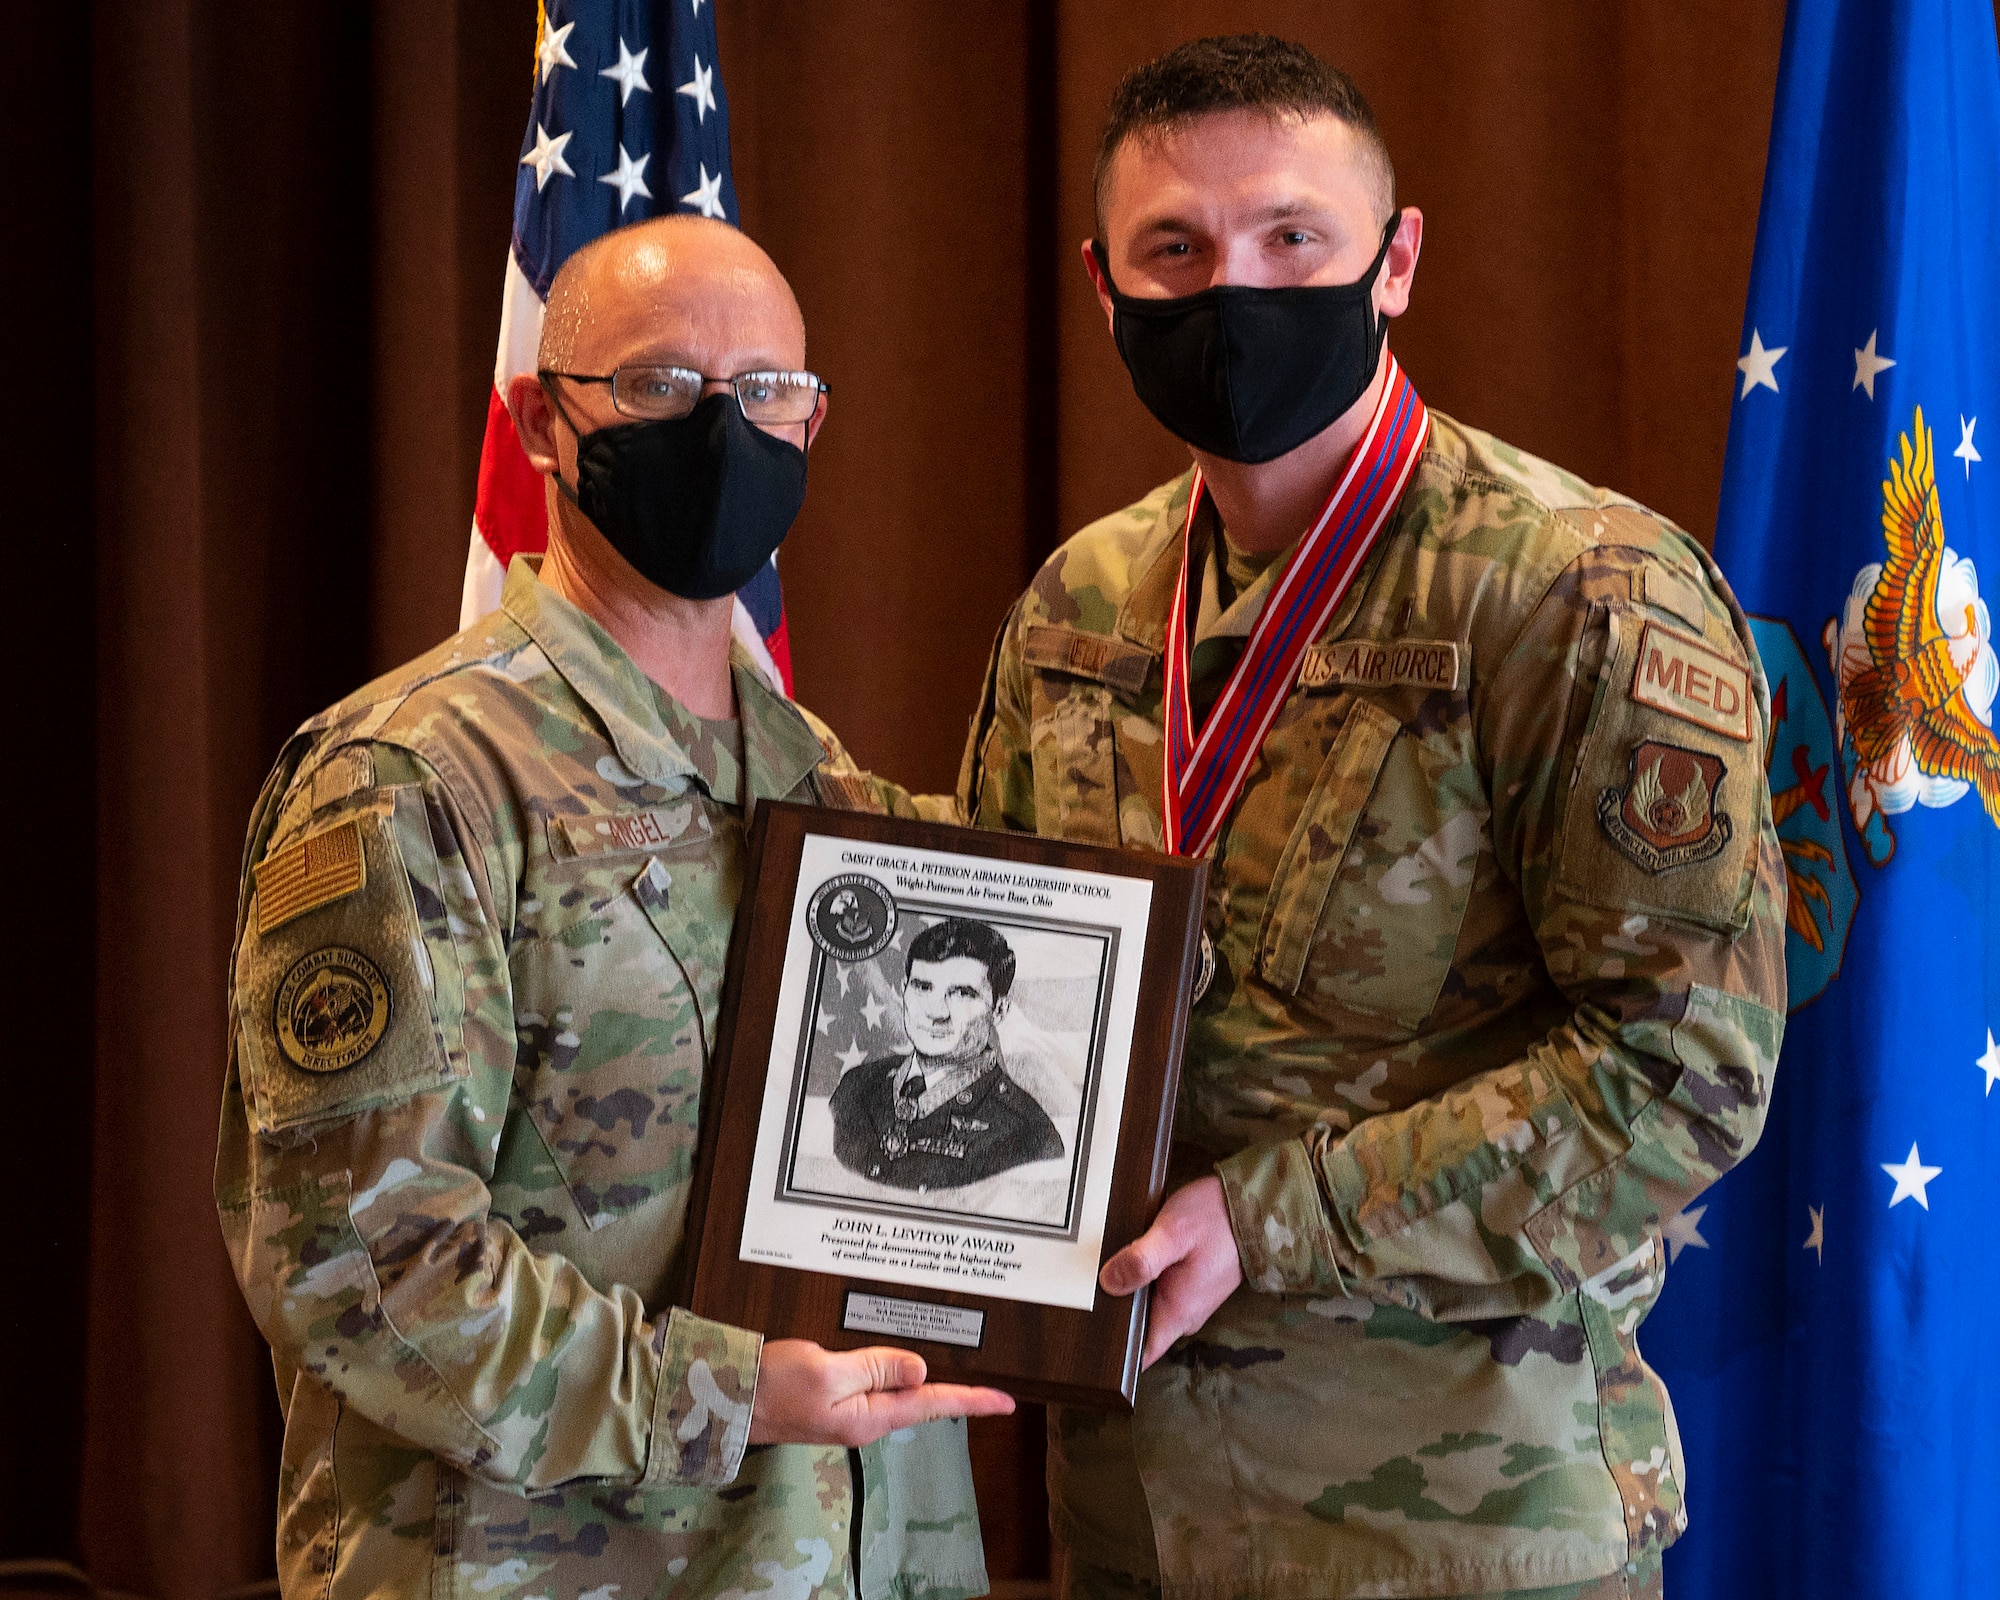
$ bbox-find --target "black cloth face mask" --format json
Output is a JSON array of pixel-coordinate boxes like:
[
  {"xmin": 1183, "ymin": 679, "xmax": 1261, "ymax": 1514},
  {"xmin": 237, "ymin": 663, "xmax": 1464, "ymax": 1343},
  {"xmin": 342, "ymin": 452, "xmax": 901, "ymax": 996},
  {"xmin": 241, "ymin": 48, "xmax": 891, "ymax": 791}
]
[
  {"xmin": 545, "ymin": 385, "xmax": 808, "ymax": 601},
  {"xmin": 1093, "ymin": 218, "xmax": 1399, "ymax": 465}
]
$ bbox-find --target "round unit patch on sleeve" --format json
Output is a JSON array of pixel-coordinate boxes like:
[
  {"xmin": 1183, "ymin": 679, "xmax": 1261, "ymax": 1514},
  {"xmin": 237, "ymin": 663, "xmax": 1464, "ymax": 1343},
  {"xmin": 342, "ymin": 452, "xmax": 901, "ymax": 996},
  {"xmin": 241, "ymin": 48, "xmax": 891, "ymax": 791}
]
[{"xmin": 274, "ymin": 946, "xmax": 393, "ymax": 1073}]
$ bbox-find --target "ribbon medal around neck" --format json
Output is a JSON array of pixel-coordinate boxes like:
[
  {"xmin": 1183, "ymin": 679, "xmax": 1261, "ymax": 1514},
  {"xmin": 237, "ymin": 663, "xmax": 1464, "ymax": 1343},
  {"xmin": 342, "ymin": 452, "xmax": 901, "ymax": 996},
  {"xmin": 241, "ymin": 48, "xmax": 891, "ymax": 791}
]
[{"xmin": 1160, "ymin": 355, "xmax": 1430, "ymax": 861}]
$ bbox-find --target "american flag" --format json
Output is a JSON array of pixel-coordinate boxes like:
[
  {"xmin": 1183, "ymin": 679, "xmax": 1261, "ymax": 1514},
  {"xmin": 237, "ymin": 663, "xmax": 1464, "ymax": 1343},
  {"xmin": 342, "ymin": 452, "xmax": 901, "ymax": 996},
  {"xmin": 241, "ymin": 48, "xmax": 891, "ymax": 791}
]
[{"xmin": 460, "ymin": 0, "xmax": 793, "ymax": 694}]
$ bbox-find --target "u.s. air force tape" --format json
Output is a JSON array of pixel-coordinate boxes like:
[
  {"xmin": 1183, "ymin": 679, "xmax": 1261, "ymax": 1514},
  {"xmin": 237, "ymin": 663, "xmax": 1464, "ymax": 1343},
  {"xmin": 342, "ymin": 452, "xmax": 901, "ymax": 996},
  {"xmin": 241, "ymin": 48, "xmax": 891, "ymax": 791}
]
[{"xmin": 1298, "ymin": 637, "xmax": 1461, "ymax": 693}]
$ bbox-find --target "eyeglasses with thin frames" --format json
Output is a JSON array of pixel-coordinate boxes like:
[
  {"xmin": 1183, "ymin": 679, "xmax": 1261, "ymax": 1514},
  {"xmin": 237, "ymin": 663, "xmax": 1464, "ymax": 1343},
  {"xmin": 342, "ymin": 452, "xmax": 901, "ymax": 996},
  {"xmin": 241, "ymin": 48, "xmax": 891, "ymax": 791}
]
[{"xmin": 541, "ymin": 364, "xmax": 828, "ymax": 426}]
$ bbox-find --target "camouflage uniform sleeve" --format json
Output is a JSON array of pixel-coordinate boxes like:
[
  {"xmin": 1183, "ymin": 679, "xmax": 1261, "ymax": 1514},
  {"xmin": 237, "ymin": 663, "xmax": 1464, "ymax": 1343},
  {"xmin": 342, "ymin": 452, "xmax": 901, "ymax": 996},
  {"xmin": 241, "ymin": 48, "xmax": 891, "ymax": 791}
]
[
  {"xmin": 796, "ymin": 702, "xmax": 962, "ymax": 823},
  {"xmin": 958, "ymin": 598, "xmax": 1037, "ymax": 831},
  {"xmin": 214, "ymin": 741, "xmax": 760, "ymax": 1491},
  {"xmin": 1218, "ymin": 540, "xmax": 1788, "ymax": 1316}
]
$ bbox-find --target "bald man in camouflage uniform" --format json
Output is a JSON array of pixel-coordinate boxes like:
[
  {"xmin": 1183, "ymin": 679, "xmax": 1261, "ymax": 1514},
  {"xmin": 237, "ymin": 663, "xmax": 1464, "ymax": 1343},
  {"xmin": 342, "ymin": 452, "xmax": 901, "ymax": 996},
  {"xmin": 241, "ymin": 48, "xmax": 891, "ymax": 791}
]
[
  {"xmin": 217, "ymin": 217, "xmax": 1008, "ymax": 1598},
  {"xmin": 958, "ymin": 37, "xmax": 1785, "ymax": 1600}
]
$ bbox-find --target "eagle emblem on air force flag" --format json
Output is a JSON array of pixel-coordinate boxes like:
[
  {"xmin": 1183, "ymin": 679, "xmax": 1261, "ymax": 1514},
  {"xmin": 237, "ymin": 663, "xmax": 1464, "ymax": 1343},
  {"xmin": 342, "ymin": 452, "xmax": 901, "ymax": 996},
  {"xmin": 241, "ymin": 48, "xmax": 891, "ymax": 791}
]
[{"xmin": 1826, "ymin": 407, "xmax": 2000, "ymax": 866}]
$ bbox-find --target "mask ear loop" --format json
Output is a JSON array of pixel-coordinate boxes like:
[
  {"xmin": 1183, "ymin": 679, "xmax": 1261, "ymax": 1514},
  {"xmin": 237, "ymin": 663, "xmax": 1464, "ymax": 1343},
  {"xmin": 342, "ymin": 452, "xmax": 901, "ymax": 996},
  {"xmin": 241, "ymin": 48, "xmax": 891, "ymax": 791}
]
[
  {"xmin": 1364, "ymin": 215, "xmax": 1400, "ymax": 358},
  {"xmin": 536, "ymin": 372, "xmax": 590, "ymax": 509},
  {"xmin": 1090, "ymin": 238, "xmax": 1120, "ymax": 297}
]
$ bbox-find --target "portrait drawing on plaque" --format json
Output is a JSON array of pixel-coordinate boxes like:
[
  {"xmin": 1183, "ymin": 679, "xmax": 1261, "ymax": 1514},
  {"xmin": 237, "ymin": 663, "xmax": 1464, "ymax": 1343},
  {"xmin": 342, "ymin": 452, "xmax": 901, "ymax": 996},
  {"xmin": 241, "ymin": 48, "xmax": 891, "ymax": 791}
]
[{"xmin": 737, "ymin": 831, "xmax": 1153, "ymax": 1312}]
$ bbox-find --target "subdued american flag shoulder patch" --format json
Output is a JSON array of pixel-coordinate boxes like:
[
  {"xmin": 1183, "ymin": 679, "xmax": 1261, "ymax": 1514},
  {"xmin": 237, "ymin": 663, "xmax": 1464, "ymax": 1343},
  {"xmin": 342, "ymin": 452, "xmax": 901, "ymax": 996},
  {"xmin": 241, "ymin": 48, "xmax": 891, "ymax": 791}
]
[{"xmin": 255, "ymin": 819, "xmax": 368, "ymax": 935}]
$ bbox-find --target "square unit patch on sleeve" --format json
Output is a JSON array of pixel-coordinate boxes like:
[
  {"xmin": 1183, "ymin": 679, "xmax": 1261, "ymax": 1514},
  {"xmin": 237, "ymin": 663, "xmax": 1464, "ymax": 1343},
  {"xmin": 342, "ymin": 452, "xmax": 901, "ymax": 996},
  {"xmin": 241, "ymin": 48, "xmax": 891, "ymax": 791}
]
[{"xmin": 1629, "ymin": 623, "xmax": 1753, "ymax": 743}]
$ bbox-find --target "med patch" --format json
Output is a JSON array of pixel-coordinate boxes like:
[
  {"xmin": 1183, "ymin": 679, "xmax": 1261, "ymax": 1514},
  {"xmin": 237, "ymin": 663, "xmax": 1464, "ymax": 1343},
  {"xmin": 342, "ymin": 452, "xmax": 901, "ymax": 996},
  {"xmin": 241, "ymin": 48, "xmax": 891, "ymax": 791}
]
[
  {"xmin": 1628, "ymin": 622, "xmax": 1753, "ymax": 743},
  {"xmin": 1555, "ymin": 608, "xmax": 1762, "ymax": 933}
]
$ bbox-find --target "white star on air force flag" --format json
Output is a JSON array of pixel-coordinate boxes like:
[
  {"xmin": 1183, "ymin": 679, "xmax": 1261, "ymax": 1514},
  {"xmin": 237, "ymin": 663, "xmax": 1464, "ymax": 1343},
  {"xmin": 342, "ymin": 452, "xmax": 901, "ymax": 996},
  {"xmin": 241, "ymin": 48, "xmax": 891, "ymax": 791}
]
[
  {"xmin": 1663, "ymin": 1204, "xmax": 1710, "ymax": 1263},
  {"xmin": 1881, "ymin": 1143, "xmax": 1942, "ymax": 1210},
  {"xmin": 1852, "ymin": 329, "xmax": 1896, "ymax": 398},
  {"xmin": 1978, "ymin": 1028, "xmax": 2000, "ymax": 1095},
  {"xmin": 1957, "ymin": 415, "xmax": 1982, "ymax": 478},
  {"xmin": 1736, "ymin": 329, "xmax": 1788, "ymax": 398}
]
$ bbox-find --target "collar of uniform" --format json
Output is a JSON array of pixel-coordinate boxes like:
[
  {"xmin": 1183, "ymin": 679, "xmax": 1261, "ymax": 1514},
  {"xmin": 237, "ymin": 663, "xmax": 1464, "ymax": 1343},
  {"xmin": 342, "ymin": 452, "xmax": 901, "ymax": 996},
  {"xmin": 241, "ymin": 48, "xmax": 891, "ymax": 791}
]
[
  {"xmin": 894, "ymin": 1044, "xmax": 1002, "ymax": 1122},
  {"xmin": 1115, "ymin": 469, "xmax": 1196, "ymax": 654},
  {"xmin": 1192, "ymin": 497, "xmax": 1300, "ymax": 648},
  {"xmin": 733, "ymin": 643, "xmax": 828, "ymax": 806},
  {"xmin": 500, "ymin": 556, "xmax": 707, "ymax": 793},
  {"xmin": 1122, "ymin": 422, "xmax": 1453, "ymax": 661}
]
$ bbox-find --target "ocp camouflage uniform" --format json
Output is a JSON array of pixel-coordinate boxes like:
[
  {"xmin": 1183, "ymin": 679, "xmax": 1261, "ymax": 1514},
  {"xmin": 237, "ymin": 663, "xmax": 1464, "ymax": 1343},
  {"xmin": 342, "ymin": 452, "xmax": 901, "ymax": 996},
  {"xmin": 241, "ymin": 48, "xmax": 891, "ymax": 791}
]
[
  {"xmin": 960, "ymin": 411, "xmax": 1786, "ymax": 1599},
  {"xmin": 216, "ymin": 558, "xmax": 988, "ymax": 1600}
]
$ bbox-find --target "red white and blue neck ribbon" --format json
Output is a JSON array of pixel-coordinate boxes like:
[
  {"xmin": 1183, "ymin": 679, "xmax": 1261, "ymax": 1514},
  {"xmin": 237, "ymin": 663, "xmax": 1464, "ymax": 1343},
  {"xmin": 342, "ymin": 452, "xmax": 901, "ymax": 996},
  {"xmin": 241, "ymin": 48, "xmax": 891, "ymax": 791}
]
[{"xmin": 1161, "ymin": 355, "xmax": 1429, "ymax": 857}]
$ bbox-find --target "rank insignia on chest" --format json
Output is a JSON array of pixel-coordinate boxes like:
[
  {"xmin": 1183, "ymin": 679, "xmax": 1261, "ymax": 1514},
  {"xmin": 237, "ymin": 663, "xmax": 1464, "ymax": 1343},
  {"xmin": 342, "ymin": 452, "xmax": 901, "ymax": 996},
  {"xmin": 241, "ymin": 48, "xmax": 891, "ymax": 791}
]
[{"xmin": 1598, "ymin": 740, "xmax": 1733, "ymax": 873}]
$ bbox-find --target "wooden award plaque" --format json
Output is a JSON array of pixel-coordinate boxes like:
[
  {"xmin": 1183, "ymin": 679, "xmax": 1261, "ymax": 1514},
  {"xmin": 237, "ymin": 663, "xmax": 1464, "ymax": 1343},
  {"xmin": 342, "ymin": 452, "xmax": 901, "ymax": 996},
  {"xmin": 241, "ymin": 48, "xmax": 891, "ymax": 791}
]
[{"xmin": 686, "ymin": 801, "xmax": 1207, "ymax": 1409}]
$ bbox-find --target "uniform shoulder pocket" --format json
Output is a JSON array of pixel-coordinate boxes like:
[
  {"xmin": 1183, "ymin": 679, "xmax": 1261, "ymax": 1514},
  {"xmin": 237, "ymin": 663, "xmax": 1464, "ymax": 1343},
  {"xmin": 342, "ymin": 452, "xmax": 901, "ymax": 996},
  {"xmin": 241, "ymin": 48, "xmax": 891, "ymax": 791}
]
[
  {"xmin": 1030, "ymin": 681, "xmax": 1121, "ymax": 846},
  {"xmin": 234, "ymin": 791, "xmax": 463, "ymax": 1133},
  {"xmin": 1021, "ymin": 626, "xmax": 1159, "ymax": 848},
  {"xmin": 1554, "ymin": 610, "xmax": 1761, "ymax": 933}
]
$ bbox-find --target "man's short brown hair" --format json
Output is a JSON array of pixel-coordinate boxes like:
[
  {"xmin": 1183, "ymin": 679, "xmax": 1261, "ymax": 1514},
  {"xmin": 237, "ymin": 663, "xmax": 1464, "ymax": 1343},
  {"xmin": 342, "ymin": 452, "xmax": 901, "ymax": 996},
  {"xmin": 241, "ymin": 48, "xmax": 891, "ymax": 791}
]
[{"xmin": 1093, "ymin": 34, "xmax": 1395, "ymax": 235}]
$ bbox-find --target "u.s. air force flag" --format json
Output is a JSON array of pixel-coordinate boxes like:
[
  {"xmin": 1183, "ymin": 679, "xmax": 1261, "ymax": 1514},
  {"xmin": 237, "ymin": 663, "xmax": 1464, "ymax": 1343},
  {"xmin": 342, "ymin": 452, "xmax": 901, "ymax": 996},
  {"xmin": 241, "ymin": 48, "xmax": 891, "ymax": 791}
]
[{"xmin": 1644, "ymin": 1, "xmax": 2000, "ymax": 1595}]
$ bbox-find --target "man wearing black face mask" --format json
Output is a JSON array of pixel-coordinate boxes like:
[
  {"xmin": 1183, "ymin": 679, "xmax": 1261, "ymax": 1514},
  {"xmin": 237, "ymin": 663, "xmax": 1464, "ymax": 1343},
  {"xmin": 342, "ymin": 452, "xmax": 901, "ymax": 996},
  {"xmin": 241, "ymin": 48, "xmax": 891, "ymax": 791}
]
[
  {"xmin": 217, "ymin": 214, "xmax": 1010, "ymax": 1597},
  {"xmin": 961, "ymin": 34, "xmax": 1785, "ymax": 1600}
]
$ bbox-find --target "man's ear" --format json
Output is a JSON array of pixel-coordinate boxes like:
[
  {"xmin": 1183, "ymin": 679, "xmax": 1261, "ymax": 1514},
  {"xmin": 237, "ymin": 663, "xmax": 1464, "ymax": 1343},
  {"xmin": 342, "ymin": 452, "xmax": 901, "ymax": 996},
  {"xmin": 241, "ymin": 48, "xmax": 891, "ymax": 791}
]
[
  {"xmin": 1376, "ymin": 206, "xmax": 1424, "ymax": 321},
  {"xmin": 1082, "ymin": 238, "xmax": 1116, "ymax": 333},
  {"xmin": 992, "ymin": 995, "xmax": 1011, "ymax": 1022},
  {"xmin": 508, "ymin": 372, "xmax": 563, "ymax": 475},
  {"xmin": 805, "ymin": 385, "xmax": 829, "ymax": 449}
]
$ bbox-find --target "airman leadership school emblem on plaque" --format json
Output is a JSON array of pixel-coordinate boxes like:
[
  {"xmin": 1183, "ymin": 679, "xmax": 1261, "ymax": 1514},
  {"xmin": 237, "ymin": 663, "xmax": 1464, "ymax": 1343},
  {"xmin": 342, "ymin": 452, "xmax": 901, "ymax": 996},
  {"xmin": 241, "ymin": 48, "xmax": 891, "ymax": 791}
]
[
  {"xmin": 275, "ymin": 946, "xmax": 392, "ymax": 1073},
  {"xmin": 807, "ymin": 873, "xmax": 899, "ymax": 962},
  {"xmin": 1598, "ymin": 739, "xmax": 1732, "ymax": 873}
]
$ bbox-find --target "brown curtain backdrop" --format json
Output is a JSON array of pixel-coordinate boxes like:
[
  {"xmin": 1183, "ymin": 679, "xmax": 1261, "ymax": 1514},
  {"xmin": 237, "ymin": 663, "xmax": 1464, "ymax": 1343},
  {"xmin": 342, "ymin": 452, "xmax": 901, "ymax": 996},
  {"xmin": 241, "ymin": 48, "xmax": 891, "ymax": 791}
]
[{"xmin": 18, "ymin": 2, "xmax": 1787, "ymax": 1594}]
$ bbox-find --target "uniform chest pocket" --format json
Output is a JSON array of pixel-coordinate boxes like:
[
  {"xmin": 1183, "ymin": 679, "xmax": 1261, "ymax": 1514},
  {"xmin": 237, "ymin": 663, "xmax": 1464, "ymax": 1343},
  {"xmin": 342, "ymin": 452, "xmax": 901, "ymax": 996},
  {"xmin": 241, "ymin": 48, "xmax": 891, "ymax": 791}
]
[
  {"xmin": 1031, "ymin": 680, "xmax": 1121, "ymax": 846},
  {"xmin": 1259, "ymin": 701, "xmax": 1489, "ymax": 1034},
  {"xmin": 507, "ymin": 855, "xmax": 715, "ymax": 1231}
]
